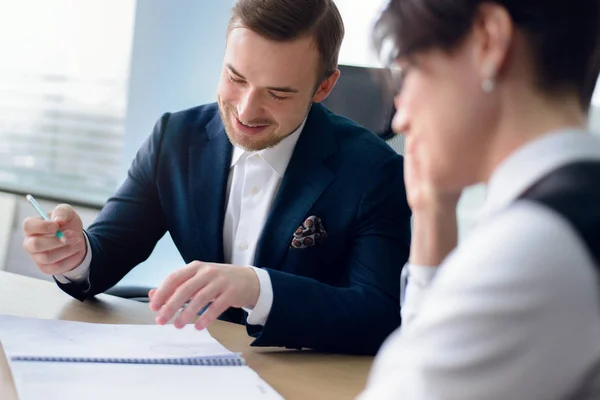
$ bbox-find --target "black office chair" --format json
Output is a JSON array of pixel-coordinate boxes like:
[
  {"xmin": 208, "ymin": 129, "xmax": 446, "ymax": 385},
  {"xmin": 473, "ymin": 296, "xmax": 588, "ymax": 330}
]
[
  {"xmin": 322, "ymin": 64, "xmax": 396, "ymax": 140},
  {"xmin": 105, "ymin": 286, "xmax": 153, "ymax": 303},
  {"xmin": 321, "ymin": 64, "xmax": 404, "ymax": 154}
]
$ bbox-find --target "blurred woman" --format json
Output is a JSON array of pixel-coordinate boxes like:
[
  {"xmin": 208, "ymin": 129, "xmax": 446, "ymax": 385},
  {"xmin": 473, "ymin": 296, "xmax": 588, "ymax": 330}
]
[{"xmin": 358, "ymin": 1, "xmax": 600, "ymax": 399}]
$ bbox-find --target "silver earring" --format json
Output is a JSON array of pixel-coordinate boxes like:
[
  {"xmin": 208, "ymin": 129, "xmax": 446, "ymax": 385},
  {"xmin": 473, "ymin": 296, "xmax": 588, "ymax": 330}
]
[
  {"xmin": 481, "ymin": 61, "xmax": 497, "ymax": 93},
  {"xmin": 482, "ymin": 77, "xmax": 496, "ymax": 93}
]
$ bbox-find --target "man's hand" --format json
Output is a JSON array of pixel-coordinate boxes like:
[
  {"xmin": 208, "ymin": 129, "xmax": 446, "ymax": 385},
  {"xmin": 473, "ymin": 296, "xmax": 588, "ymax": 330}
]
[
  {"xmin": 22, "ymin": 204, "xmax": 86, "ymax": 276},
  {"xmin": 148, "ymin": 262, "xmax": 260, "ymax": 330}
]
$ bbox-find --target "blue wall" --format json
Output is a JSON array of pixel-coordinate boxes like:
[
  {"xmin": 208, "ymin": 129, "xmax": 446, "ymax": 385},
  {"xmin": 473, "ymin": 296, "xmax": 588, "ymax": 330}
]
[{"xmin": 119, "ymin": 1, "xmax": 233, "ymax": 287}]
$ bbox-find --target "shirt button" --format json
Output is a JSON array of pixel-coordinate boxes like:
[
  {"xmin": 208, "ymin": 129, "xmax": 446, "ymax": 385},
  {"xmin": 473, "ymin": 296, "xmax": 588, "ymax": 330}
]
[
  {"xmin": 250, "ymin": 187, "xmax": 259, "ymax": 195},
  {"xmin": 239, "ymin": 241, "xmax": 249, "ymax": 251}
]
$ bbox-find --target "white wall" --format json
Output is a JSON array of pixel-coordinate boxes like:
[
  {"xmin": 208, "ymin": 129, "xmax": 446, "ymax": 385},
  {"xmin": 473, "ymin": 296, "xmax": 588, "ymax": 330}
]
[
  {"xmin": 118, "ymin": 0, "xmax": 234, "ymax": 287},
  {"xmin": 334, "ymin": 0, "xmax": 388, "ymax": 68}
]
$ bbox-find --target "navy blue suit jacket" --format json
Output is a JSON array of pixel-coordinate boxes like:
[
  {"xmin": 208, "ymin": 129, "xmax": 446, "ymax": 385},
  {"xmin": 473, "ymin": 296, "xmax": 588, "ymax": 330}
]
[{"xmin": 59, "ymin": 102, "xmax": 411, "ymax": 355}]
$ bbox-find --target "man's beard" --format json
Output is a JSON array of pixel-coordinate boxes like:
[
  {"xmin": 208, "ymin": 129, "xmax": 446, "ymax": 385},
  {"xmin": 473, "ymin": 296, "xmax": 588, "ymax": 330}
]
[{"xmin": 218, "ymin": 102, "xmax": 312, "ymax": 152}]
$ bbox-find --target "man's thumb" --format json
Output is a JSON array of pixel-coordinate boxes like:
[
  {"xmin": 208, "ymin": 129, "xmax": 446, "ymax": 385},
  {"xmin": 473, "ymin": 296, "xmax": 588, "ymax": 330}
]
[{"xmin": 51, "ymin": 204, "xmax": 75, "ymax": 224}]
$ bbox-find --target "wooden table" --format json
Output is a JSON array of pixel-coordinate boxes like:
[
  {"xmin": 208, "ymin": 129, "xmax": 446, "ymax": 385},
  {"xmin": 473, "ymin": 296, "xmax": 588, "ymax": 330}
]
[{"xmin": 0, "ymin": 271, "xmax": 373, "ymax": 399}]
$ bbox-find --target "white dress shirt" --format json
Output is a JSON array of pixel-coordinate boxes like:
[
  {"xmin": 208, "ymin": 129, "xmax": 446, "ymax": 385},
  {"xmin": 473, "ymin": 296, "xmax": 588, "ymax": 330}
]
[
  {"xmin": 56, "ymin": 120, "xmax": 305, "ymax": 327},
  {"xmin": 358, "ymin": 130, "xmax": 600, "ymax": 400}
]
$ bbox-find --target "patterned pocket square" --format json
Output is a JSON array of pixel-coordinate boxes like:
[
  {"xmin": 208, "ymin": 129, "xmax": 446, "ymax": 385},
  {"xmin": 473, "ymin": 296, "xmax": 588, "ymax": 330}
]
[{"xmin": 290, "ymin": 216, "xmax": 328, "ymax": 249}]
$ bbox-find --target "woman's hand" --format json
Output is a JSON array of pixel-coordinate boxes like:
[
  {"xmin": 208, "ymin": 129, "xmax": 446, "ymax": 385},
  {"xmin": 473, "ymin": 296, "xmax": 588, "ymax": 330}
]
[{"xmin": 404, "ymin": 136, "xmax": 461, "ymax": 266}]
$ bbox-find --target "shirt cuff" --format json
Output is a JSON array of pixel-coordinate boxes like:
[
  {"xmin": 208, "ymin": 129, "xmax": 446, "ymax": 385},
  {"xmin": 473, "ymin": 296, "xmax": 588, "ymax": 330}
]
[
  {"xmin": 54, "ymin": 232, "xmax": 92, "ymax": 285},
  {"xmin": 407, "ymin": 263, "xmax": 439, "ymax": 286},
  {"xmin": 400, "ymin": 263, "xmax": 439, "ymax": 324},
  {"xmin": 243, "ymin": 266, "xmax": 273, "ymax": 326},
  {"xmin": 401, "ymin": 263, "xmax": 438, "ymax": 307}
]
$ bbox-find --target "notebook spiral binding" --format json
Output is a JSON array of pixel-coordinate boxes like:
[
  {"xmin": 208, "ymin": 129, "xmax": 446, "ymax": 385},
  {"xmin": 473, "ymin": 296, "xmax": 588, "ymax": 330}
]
[{"xmin": 11, "ymin": 354, "xmax": 246, "ymax": 366}]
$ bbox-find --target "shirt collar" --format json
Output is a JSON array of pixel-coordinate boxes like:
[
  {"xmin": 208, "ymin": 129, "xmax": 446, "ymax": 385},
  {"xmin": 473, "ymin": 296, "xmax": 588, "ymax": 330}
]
[
  {"xmin": 480, "ymin": 129, "xmax": 600, "ymax": 218},
  {"xmin": 230, "ymin": 118, "xmax": 306, "ymax": 177}
]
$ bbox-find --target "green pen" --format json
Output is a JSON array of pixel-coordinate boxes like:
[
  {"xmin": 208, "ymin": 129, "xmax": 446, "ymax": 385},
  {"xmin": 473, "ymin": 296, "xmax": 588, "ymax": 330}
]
[{"xmin": 26, "ymin": 194, "xmax": 64, "ymax": 240}]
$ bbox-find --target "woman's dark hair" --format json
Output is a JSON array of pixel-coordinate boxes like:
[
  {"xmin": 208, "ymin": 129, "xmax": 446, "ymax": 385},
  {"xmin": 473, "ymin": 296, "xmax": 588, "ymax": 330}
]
[{"xmin": 373, "ymin": 0, "xmax": 600, "ymax": 109}]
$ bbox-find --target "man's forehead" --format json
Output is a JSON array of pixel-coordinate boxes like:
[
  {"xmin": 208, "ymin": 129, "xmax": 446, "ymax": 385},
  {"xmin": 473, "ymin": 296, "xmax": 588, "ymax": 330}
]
[{"xmin": 224, "ymin": 30, "xmax": 320, "ymax": 89}]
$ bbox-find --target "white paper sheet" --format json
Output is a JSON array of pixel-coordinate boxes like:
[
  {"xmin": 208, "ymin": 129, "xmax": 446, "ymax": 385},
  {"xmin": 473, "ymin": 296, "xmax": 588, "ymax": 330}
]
[
  {"xmin": 13, "ymin": 363, "xmax": 283, "ymax": 400},
  {"xmin": 0, "ymin": 315, "xmax": 284, "ymax": 400},
  {"xmin": 0, "ymin": 314, "xmax": 232, "ymax": 359}
]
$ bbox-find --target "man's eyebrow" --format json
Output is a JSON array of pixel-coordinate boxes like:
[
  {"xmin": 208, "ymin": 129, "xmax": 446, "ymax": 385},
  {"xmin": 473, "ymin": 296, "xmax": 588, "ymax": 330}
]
[
  {"xmin": 265, "ymin": 85, "xmax": 299, "ymax": 94},
  {"xmin": 226, "ymin": 64, "xmax": 299, "ymax": 94},
  {"xmin": 227, "ymin": 64, "xmax": 246, "ymax": 79}
]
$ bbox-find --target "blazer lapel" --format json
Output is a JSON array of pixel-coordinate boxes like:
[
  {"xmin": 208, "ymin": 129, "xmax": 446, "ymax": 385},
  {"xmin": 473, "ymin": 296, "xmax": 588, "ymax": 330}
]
[
  {"xmin": 254, "ymin": 104, "xmax": 336, "ymax": 270},
  {"xmin": 188, "ymin": 111, "xmax": 232, "ymax": 263}
]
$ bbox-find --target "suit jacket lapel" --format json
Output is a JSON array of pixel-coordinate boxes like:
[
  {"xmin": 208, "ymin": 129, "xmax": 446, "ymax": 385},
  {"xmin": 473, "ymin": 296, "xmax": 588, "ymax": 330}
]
[
  {"xmin": 254, "ymin": 104, "xmax": 336, "ymax": 270},
  {"xmin": 188, "ymin": 111, "xmax": 232, "ymax": 263}
]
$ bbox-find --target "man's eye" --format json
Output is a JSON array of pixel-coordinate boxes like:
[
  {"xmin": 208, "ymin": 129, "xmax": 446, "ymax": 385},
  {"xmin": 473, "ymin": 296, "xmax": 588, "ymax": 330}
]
[
  {"xmin": 269, "ymin": 92, "xmax": 288, "ymax": 101},
  {"xmin": 228, "ymin": 75, "xmax": 245, "ymax": 84}
]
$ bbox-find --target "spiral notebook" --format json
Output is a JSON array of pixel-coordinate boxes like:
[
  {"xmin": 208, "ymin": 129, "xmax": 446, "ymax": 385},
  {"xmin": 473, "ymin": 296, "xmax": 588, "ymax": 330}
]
[
  {"xmin": 0, "ymin": 314, "xmax": 244, "ymax": 365},
  {"xmin": 10, "ymin": 353, "xmax": 244, "ymax": 366},
  {"xmin": 0, "ymin": 314, "xmax": 283, "ymax": 400}
]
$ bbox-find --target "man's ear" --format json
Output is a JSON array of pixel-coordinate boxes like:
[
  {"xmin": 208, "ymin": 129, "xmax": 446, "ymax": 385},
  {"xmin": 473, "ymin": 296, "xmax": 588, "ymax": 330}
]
[{"xmin": 313, "ymin": 69, "xmax": 341, "ymax": 103}]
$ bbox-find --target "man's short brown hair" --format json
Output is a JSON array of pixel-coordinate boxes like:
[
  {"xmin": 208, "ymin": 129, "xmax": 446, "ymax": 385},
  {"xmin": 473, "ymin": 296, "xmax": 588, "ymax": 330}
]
[{"xmin": 228, "ymin": 0, "xmax": 345, "ymax": 81}]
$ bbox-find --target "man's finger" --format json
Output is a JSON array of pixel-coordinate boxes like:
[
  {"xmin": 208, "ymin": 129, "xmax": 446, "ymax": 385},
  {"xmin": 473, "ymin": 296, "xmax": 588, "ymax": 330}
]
[
  {"xmin": 195, "ymin": 295, "xmax": 231, "ymax": 331},
  {"xmin": 23, "ymin": 235, "xmax": 65, "ymax": 254},
  {"xmin": 32, "ymin": 244, "xmax": 81, "ymax": 266},
  {"xmin": 50, "ymin": 204, "xmax": 76, "ymax": 224},
  {"xmin": 174, "ymin": 282, "xmax": 222, "ymax": 328},
  {"xmin": 26, "ymin": 230, "xmax": 81, "ymax": 254},
  {"xmin": 149, "ymin": 266, "xmax": 200, "ymax": 312},
  {"xmin": 37, "ymin": 250, "xmax": 86, "ymax": 276},
  {"xmin": 156, "ymin": 275, "xmax": 211, "ymax": 325},
  {"xmin": 23, "ymin": 217, "xmax": 59, "ymax": 236}
]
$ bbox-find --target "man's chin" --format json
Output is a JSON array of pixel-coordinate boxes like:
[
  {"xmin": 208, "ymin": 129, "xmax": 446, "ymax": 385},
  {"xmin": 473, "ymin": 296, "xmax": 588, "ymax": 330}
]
[{"xmin": 227, "ymin": 130, "xmax": 271, "ymax": 152}]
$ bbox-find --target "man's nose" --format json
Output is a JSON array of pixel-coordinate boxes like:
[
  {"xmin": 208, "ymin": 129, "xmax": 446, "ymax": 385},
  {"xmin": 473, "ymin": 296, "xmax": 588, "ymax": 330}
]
[{"xmin": 237, "ymin": 89, "xmax": 262, "ymax": 122}]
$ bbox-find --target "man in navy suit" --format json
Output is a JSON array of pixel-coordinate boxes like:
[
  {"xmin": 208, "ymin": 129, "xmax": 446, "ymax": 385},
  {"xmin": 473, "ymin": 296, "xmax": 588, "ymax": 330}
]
[{"xmin": 22, "ymin": 0, "xmax": 411, "ymax": 355}]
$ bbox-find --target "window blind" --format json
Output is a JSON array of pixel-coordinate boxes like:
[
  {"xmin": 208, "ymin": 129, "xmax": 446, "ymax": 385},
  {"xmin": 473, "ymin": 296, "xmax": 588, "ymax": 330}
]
[{"xmin": 0, "ymin": 0, "xmax": 136, "ymax": 207}]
